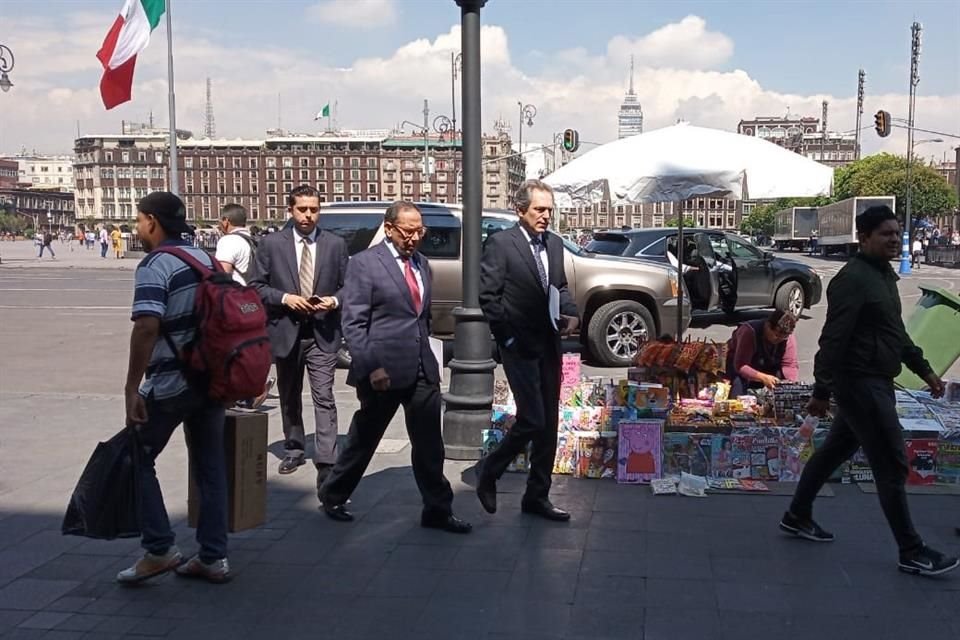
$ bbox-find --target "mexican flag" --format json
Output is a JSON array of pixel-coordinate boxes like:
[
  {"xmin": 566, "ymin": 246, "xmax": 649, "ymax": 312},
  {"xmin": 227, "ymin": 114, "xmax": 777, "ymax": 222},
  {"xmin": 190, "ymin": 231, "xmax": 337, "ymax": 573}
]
[
  {"xmin": 314, "ymin": 104, "xmax": 330, "ymax": 120},
  {"xmin": 97, "ymin": 0, "xmax": 166, "ymax": 110}
]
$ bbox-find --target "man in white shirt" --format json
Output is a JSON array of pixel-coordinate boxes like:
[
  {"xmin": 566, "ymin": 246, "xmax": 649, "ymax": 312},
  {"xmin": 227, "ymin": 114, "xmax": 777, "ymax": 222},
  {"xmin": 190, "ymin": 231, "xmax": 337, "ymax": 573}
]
[
  {"xmin": 215, "ymin": 204, "xmax": 273, "ymax": 409},
  {"xmin": 215, "ymin": 204, "xmax": 256, "ymax": 285},
  {"xmin": 912, "ymin": 238, "xmax": 923, "ymax": 269}
]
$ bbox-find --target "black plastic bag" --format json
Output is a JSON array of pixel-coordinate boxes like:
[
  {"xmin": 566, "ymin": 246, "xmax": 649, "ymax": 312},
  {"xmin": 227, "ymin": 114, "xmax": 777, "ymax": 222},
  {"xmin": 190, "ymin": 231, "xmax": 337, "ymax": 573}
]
[{"xmin": 62, "ymin": 427, "xmax": 143, "ymax": 539}]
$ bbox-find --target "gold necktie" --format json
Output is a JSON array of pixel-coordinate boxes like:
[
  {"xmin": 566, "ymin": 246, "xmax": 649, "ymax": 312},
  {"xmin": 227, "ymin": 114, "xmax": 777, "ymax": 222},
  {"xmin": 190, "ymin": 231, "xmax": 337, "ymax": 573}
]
[{"xmin": 299, "ymin": 237, "xmax": 314, "ymax": 296}]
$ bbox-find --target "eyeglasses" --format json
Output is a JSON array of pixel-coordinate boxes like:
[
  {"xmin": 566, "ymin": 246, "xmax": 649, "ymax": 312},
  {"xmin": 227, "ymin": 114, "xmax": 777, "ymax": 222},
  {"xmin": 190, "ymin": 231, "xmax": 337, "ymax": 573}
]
[{"xmin": 389, "ymin": 224, "xmax": 426, "ymax": 240}]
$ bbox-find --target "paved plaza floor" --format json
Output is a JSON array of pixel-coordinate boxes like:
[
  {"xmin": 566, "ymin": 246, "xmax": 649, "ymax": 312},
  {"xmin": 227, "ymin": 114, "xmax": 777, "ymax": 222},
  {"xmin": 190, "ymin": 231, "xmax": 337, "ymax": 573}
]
[{"xmin": 1, "ymin": 239, "xmax": 959, "ymax": 639}]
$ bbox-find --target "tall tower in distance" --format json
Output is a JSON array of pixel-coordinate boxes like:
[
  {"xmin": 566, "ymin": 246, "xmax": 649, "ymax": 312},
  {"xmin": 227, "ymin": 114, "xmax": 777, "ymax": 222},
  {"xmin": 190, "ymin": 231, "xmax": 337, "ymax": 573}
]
[
  {"xmin": 204, "ymin": 77, "xmax": 216, "ymax": 139},
  {"xmin": 617, "ymin": 55, "xmax": 644, "ymax": 139}
]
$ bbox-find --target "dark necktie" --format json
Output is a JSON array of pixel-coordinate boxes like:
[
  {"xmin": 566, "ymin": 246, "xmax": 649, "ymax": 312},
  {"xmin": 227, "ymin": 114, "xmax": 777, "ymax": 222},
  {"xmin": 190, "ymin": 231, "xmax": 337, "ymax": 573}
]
[
  {"xmin": 402, "ymin": 256, "xmax": 422, "ymax": 314},
  {"xmin": 530, "ymin": 235, "xmax": 548, "ymax": 292}
]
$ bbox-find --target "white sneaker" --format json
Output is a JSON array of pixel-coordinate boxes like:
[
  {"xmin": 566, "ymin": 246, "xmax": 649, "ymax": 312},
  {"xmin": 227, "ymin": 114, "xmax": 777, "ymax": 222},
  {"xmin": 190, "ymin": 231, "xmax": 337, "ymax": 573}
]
[
  {"xmin": 116, "ymin": 546, "xmax": 183, "ymax": 584},
  {"xmin": 175, "ymin": 555, "xmax": 231, "ymax": 583}
]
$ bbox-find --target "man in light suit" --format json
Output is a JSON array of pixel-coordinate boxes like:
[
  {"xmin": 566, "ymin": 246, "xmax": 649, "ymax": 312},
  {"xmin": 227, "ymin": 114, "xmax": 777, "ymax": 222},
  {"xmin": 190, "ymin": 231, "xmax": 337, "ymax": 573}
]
[
  {"xmin": 319, "ymin": 201, "xmax": 471, "ymax": 534},
  {"xmin": 249, "ymin": 185, "xmax": 348, "ymax": 499},
  {"xmin": 476, "ymin": 179, "xmax": 580, "ymax": 522}
]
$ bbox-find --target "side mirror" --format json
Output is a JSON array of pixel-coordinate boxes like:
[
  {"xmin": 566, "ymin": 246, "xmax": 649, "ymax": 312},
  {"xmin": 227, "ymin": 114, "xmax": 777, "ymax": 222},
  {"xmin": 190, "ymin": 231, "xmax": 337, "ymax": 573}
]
[{"xmin": 763, "ymin": 251, "xmax": 775, "ymax": 262}]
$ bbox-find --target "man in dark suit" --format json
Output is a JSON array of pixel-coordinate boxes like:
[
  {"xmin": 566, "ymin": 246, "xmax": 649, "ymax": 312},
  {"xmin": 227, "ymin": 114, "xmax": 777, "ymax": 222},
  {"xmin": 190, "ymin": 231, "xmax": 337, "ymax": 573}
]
[
  {"xmin": 249, "ymin": 185, "xmax": 348, "ymax": 498},
  {"xmin": 319, "ymin": 202, "xmax": 471, "ymax": 534},
  {"xmin": 476, "ymin": 179, "xmax": 580, "ymax": 521}
]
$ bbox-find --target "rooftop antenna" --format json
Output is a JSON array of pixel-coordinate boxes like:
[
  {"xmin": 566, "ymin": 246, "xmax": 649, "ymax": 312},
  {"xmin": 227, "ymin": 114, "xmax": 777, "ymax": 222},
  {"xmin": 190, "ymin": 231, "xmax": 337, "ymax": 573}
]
[
  {"xmin": 204, "ymin": 77, "xmax": 216, "ymax": 138},
  {"xmin": 628, "ymin": 54, "xmax": 635, "ymax": 95}
]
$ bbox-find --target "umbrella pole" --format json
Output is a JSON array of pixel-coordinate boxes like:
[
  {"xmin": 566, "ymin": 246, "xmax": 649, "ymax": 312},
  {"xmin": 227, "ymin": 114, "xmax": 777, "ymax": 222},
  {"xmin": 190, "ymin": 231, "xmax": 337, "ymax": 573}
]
[{"xmin": 676, "ymin": 214, "xmax": 684, "ymax": 340}]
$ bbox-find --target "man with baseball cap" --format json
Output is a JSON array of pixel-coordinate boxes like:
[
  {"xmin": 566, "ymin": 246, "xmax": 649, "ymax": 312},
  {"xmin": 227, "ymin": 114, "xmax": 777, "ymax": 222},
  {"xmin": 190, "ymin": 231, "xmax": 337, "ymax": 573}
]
[
  {"xmin": 781, "ymin": 205, "xmax": 956, "ymax": 577},
  {"xmin": 116, "ymin": 191, "xmax": 232, "ymax": 585}
]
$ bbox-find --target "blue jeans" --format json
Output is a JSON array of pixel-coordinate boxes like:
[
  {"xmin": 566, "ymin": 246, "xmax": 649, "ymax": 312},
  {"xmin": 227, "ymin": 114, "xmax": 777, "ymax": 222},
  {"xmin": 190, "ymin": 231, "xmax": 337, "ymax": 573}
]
[
  {"xmin": 39, "ymin": 243, "xmax": 55, "ymax": 258},
  {"xmin": 138, "ymin": 389, "xmax": 228, "ymax": 562}
]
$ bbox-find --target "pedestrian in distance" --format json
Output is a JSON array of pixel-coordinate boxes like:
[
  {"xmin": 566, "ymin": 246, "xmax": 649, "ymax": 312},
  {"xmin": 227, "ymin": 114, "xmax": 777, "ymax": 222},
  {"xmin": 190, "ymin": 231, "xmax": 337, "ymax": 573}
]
[
  {"xmin": 475, "ymin": 179, "xmax": 581, "ymax": 522},
  {"xmin": 319, "ymin": 201, "xmax": 472, "ymax": 534},
  {"xmin": 99, "ymin": 226, "xmax": 110, "ymax": 258},
  {"xmin": 249, "ymin": 185, "xmax": 347, "ymax": 500},
  {"xmin": 781, "ymin": 205, "xmax": 958, "ymax": 577},
  {"xmin": 37, "ymin": 228, "xmax": 56, "ymax": 259},
  {"xmin": 911, "ymin": 237, "xmax": 923, "ymax": 269},
  {"xmin": 117, "ymin": 191, "xmax": 231, "ymax": 585}
]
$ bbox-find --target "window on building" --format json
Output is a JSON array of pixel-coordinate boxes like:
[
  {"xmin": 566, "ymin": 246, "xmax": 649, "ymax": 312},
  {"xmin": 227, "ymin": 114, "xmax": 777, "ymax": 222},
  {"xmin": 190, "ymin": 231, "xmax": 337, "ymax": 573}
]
[
  {"xmin": 266, "ymin": 157, "xmax": 276, "ymax": 168},
  {"xmin": 199, "ymin": 158, "xmax": 209, "ymax": 168},
  {"xmin": 283, "ymin": 182, "xmax": 293, "ymax": 193},
  {"xmin": 367, "ymin": 158, "xmax": 377, "ymax": 168},
  {"xmin": 300, "ymin": 158, "xmax": 310, "ymax": 167},
  {"xmin": 334, "ymin": 183, "xmax": 344, "ymax": 194},
  {"xmin": 334, "ymin": 195, "xmax": 344, "ymax": 202},
  {"xmin": 350, "ymin": 158, "xmax": 360, "ymax": 168},
  {"xmin": 333, "ymin": 157, "xmax": 343, "ymax": 168},
  {"xmin": 283, "ymin": 169, "xmax": 293, "ymax": 181},
  {"xmin": 350, "ymin": 183, "xmax": 361, "ymax": 194},
  {"xmin": 282, "ymin": 157, "xmax": 293, "ymax": 168},
  {"xmin": 216, "ymin": 158, "xmax": 225, "ymax": 168},
  {"xmin": 233, "ymin": 158, "xmax": 242, "ymax": 168},
  {"xmin": 249, "ymin": 158, "xmax": 259, "ymax": 168},
  {"xmin": 267, "ymin": 195, "xmax": 277, "ymax": 206},
  {"xmin": 183, "ymin": 158, "xmax": 193, "ymax": 169},
  {"xmin": 316, "ymin": 183, "xmax": 326, "ymax": 193},
  {"xmin": 267, "ymin": 183, "xmax": 276, "ymax": 193},
  {"xmin": 367, "ymin": 183, "xmax": 378, "ymax": 194},
  {"xmin": 350, "ymin": 169, "xmax": 360, "ymax": 181},
  {"xmin": 333, "ymin": 170, "xmax": 344, "ymax": 181},
  {"xmin": 402, "ymin": 184, "xmax": 414, "ymax": 196},
  {"xmin": 386, "ymin": 184, "xmax": 396, "ymax": 195},
  {"xmin": 138, "ymin": 152, "xmax": 146, "ymax": 162},
  {"xmin": 316, "ymin": 169, "xmax": 326, "ymax": 180},
  {"xmin": 402, "ymin": 171, "xmax": 413, "ymax": 181}
]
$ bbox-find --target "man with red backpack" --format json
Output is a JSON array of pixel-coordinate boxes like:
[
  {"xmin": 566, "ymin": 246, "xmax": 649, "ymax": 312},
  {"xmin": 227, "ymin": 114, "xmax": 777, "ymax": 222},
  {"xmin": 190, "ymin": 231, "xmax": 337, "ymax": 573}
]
[{"xmin": 117, "ymin": 191, "xmax": 269, "ymax": 585}]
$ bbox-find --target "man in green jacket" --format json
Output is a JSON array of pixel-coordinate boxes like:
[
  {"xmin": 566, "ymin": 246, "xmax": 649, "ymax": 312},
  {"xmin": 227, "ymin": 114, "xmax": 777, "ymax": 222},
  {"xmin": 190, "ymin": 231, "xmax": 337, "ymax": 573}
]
[{"xmin": 780, "ymin": 205, "xmax": 957, "ymax": 577}]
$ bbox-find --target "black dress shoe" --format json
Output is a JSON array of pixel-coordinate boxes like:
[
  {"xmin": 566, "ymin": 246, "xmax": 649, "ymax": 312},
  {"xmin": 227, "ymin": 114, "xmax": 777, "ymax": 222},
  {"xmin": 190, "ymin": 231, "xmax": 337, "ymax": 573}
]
[
  {"xmin": 421, "ymin": 514, "xmax": 473, "ymax": 534},
  {"xmin": 278, "ymin": 454, "xmax": 306, "ymax": 475},
  {"xmin": 475, "ymin": 463, "xmax": 497, "ymax": 514},
  {"xmin": 323, "ymin": 503, "xmax": 354, "ymax": 522},
  {"xmin": 521, "ymin": 500, "xmax": 571, "ymax": 522}
]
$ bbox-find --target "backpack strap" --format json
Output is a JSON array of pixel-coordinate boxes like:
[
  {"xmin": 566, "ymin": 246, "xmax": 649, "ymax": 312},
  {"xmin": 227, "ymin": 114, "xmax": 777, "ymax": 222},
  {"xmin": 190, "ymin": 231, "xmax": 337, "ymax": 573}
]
[{"xmin": 152, "ymin": 245, "xmax": 222, "ymax": 274}]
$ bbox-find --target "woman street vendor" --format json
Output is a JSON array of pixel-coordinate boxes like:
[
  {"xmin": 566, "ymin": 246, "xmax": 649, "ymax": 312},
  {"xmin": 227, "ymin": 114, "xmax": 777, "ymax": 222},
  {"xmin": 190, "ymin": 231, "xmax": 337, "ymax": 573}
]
[{"xmin": 725, "ymin": 310, "xmax": 800, "ymax": 394}]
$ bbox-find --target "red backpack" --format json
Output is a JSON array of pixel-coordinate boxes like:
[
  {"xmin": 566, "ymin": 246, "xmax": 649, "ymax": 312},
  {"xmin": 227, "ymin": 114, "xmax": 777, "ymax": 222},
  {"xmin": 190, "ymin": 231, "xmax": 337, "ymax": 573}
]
[{"xmin": 155, "ymin": 246, "xmax": 272, "ymax": 403}]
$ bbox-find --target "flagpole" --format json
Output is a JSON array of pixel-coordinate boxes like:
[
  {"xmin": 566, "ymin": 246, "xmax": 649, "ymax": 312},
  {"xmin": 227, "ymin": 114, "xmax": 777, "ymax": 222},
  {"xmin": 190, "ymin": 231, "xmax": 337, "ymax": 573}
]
[{"xmin": 165, "ymin": 0, "xmax": 179, "ymax": 195}]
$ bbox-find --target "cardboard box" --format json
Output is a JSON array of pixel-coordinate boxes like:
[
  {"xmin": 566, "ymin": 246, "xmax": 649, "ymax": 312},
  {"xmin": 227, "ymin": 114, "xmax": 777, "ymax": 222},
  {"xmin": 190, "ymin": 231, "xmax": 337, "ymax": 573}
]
[{"xmin": 188, "ymin": 410, "xmax": 268, "ymax": 533}]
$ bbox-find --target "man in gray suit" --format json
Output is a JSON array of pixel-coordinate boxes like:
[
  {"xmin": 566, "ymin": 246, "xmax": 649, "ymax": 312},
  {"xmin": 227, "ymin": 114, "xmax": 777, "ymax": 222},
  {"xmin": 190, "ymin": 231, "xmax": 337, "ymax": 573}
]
[
  {"xmin": 319, "ymin": 201, "xmax": 471, "ymax": 534},
  {"xmin": 250, "ymin": 185, "xmax": 348, "ymax": 498}
]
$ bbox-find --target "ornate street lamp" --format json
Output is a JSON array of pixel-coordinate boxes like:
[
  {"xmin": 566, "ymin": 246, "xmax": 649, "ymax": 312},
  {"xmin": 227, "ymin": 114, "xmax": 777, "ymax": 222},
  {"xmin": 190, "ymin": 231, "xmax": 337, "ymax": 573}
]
[
  {"xmin": 517, "ymin": 102, "xmax": 537, "ymax": 151},
  {"xmin": 0, "ymin": 44, "xmax": 15, "ymax": 93}
]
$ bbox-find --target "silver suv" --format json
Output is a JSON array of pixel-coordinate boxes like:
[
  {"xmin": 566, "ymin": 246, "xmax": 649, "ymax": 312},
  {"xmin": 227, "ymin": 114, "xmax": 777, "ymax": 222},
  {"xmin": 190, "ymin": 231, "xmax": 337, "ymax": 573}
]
[{"xmin": 299, "ymin": 202, "xmax": 689, "ymax": 367}]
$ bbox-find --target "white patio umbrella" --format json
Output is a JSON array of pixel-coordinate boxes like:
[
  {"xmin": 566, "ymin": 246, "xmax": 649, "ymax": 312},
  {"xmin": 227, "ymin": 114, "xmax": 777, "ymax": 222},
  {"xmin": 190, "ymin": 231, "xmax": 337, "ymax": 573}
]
[{"xmin": 545, "ymin": 122, "xmax": 833, "ymax": 338}]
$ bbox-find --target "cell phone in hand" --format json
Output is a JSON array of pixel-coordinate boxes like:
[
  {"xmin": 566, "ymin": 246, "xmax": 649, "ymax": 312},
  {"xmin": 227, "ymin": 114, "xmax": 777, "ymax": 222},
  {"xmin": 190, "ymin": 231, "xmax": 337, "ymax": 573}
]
[{"xmin": 307, "ymin": 295, "xmax": 323, "ymax": 305}]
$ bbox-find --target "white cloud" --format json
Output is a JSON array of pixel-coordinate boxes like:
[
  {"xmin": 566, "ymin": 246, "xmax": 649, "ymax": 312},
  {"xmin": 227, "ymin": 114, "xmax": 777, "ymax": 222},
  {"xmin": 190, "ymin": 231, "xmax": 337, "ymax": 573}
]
[
  {"xmin": 0, "ymin": 14, "xmax": 956, "ymax": 167},
  {"xmin": 608, "ymin": 16, "xmax": 734, "ymax": 70},
  {"xmin": 306, "ymin": 0, "xmax": 398, "ymax": 29}
]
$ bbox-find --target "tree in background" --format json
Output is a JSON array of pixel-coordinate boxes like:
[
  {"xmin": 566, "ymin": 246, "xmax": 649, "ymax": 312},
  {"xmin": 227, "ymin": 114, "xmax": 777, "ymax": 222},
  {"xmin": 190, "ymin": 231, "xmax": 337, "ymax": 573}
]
[
  {"xmin": 665, "ymin": 214, "xmax": 694, "ymax": 227},
  {"xmin": 833, "ymin": 153, "xmax": 957, "ymax": 222}
]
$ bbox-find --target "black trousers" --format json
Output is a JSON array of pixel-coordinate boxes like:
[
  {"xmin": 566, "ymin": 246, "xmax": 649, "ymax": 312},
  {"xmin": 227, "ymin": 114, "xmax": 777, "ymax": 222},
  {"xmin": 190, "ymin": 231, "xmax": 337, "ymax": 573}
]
[
  {"xmin": 321, "ymin": 366, "xmax": 453, "ymax": 517},
  {"xmin": 789, "ymin": 377, "xmax": 923, "ymax": 553},
  {"xmin": 482, "ymin": 341, "xmax": 562, "ymax": 501}
]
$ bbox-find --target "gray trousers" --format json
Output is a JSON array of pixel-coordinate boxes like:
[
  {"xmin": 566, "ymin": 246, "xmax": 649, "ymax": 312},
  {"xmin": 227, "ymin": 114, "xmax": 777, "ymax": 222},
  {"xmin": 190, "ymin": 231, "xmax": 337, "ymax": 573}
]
[{"xmin": 275, "ymin": 339, "xmax": 339, "ymax": 465}]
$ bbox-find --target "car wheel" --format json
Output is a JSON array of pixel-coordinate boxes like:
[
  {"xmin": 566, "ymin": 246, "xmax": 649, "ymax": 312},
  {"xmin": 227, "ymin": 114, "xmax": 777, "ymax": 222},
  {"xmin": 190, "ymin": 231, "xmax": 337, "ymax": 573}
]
[
  {"xmin": 775, "ymin": 281, "xmax": 805, "ymax": 316},
  {"xmin": 587, "ymin": 300, "xmax": 655, "ymax": 367},
  {"xmin": 336, "ymin": 344, "xmax": 352, "ymax": 369}
]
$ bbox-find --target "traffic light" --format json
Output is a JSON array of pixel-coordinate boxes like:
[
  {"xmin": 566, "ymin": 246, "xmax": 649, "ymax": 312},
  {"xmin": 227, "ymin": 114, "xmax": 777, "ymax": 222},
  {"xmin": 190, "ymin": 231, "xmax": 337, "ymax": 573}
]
[
  {"xmin": 874, "ymin": 110, "xmax": 891, "ymax": 137},
  {"xmin": 562, "ymin": 128, "xmax": 580, "ymax": 153}
]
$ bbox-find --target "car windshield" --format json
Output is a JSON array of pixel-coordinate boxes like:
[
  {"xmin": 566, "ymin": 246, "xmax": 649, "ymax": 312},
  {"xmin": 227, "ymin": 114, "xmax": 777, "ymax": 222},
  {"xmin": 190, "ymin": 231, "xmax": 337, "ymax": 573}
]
[
  {"xmin": 585, "ymin": 235, "xmax": 629, "ymax": 255},
  {"xmin": 561, "ymin": 237, "xmax": 585, "ymax": 255}
]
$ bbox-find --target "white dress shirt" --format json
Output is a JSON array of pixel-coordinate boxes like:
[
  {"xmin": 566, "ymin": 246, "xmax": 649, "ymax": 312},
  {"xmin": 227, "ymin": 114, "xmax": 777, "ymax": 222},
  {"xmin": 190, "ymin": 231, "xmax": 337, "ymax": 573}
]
[
  {"xmin": 386, "ymin": 240, "xmax": 424, "ymax": 307},
  {"xmin": 519, "ymin": 225, "xmax": 549, "ymax": 282}
]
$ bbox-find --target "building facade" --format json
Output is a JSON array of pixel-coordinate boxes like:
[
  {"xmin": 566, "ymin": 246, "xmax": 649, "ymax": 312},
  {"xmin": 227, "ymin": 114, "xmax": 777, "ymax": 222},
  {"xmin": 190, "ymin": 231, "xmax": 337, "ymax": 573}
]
[
  {"xmin": 0, "ymin": 188, "xmax": 75, "ymax": 230},
  {"xmin": 75, "ymin": 127, "xmax": 524, "ymax": 224},
  {"xmin": 0, "ymin": 159, "xmax": 18, "ymax": 189},
  {"xmin": 560, "ymin": 197, "xmax": 741, "ymax": 232},
  {"xmin": 73, "ymin": 133, "xmax": 169, "ymax": 223},
  {"xmin": 0, "ymin": 154, "xmax": 75, "ymax": 191},
  {"xmin": 737, "ymin": 115, "xmax": 857, "ymax": 167}
]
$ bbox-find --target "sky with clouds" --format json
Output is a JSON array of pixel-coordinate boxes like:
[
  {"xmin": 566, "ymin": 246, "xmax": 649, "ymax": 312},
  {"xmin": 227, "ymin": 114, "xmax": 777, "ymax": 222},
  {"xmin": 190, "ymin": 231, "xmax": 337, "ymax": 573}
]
[{"xmin": 1, "ymin": 0, "xmax": 958, "ymax": 162}]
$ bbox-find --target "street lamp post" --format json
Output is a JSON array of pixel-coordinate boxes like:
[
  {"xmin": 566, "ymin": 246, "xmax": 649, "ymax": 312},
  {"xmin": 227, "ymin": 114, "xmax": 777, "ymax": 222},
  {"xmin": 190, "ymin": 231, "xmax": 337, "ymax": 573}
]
[
  {"xmin": 900, "ymin": 21, "xmax": 922, "ymax": 275},
  {"xmin": 517, "ymin": 102, "xmax": 537, "ymax": 155},
  {"xmin": 0, "ymin": 44, "xmax": 15, "ymax": 92},
  {"xmin": 451, "ymin": 52, "xmax": 462, "ymax": 139},
  {"xmin": 444, "ymin": 0, "xmax": 494, "ymax": 460}
]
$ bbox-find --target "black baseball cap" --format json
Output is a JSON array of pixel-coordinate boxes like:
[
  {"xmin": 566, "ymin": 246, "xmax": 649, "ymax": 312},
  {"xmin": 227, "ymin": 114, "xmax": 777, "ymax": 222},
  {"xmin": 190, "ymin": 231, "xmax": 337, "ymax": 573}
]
[{"xmin": 138, "ymin": 191, "xmax": 193, "ymax": 236}]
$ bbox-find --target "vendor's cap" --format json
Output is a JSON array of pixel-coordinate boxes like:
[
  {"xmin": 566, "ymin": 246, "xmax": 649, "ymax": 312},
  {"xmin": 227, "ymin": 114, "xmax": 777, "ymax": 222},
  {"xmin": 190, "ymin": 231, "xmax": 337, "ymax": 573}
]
[
  {"xmin": 768, "ymin": 309, "xmax": 797, "ymax": 334},
  {"xmin": 856, "ymin": 205, "xmax": 897, "ymax": 235},
  {"xmin": 138, "ymin": 191, "xmax": 193, "ymax": 236}
]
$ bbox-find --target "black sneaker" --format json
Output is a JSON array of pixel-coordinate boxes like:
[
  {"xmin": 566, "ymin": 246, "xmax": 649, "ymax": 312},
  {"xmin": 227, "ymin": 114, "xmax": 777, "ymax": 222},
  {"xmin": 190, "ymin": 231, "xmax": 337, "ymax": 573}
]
[
  {"xmin": 898, "ymin": 545, "xmax": 959, "ymax": 577},
  {"xmin": 779, "ymin": 511, "xmax": 835, "ymax": 542}
]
